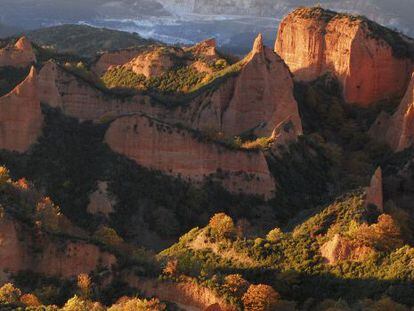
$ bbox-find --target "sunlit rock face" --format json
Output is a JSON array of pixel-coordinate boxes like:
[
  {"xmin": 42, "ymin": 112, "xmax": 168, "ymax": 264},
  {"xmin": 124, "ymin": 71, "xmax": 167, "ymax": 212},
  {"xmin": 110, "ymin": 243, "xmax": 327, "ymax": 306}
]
[
  {"xmin": 105, "ymin": 113, "xmax": 276, "ymax": 199},
  {"xmin": 320, "ymin": 234, "xmax": 374, "ymax": 265},
  {"xmin": 0, "ymin": 66, "xmax": 43, "ymax": 152},
  {"xmin": 275, "ymin": 7, "xmax": 413, "ymax": 107},
  {"xmin": 0, "ymin": 37, "xmax": 36, "ymax": 68},
  {"xmin": 0, "ymin": 216, "xmax": 115, "ymax": 281},
  {"xmin": 370, "ymin": 72, "xmax": 414, "ymax": 152},
  {"xmin": 170, "ymin": 34, "xmax": 302, "ymax": 139}
]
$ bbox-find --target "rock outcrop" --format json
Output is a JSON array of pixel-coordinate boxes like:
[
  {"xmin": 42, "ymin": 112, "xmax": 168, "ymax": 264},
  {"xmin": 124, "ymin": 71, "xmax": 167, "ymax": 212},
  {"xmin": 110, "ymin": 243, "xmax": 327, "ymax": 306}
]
[
  {"xmin": 105, "ymin": 114, "xmax": 276, "ymax": 199},
  {"xmin": 0, "ymin": 216, "xmax": 116, "ymax": 281},
  {"xmin": 124, "ymin": 47, "xmax": 176, "ymax": 78},
  {"xmin": 87, "ymin": 181, "xmax": 115, "ymax": 217},
  {"xmin": 92, "ymin": 48, "xmax": 148, "ymax": 76},
  {"xmin": 370, "ymin": 72, "xmax": 414, "ymax": 151},
  {"xmin": 320, "ymin": 234, "xmax": 374, "ymax": 265},
  {"xmin": 0, "ymin": 66, "xmax": 43, "ymax": 152},
  {"xmin": 275, "ymin": 7, "xmax": 413, "ymax": 106},
  {"xmin": 0, "ymin": 37, "xmax": 36, "ymax": 68},
  {"xmin": 184, "ymin": 38, "xmax": 218, "ymax": 60},
  {"xmin": 125, "ymin": 275, "xmax": 237, "ymax": 311},
  {"xmin": 173, "ymin": 34, "xmax": 302, "ymax": 138},
  {"xmin": 270, "ymin": 117, "xmax": 301, "ymax": 155},
  {"xmin": 365, "ymin": 167, "xmax": 383, "ymax": 211}
]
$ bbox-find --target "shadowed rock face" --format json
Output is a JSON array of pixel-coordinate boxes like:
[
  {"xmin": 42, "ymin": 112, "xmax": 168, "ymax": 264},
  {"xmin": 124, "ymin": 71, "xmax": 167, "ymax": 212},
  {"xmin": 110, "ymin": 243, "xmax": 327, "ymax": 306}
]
[
  {"xmin": 275, "ymin": 7, "xmax": 413, "ymax": 107},
  {"xmin": 366, "ymin": 167, "xmax": 383, "ymax": 212},
  {"xmin": 370, "ymin": 72, "xmax": 414, "ymax": 152},
  {"xmin": 0, "ymin": 66, "xmax": 43, "ymax": 152},
  {"xmin": 0, "ymin": 216, "xmax": 116, "ymax": 282},
  {"xmin": 0, "ymin": 37, "xmax": 36, "ymax": 68},
  {"xmin": 105, "ymin": 114, "xmax": 276, "ymax": 199}
]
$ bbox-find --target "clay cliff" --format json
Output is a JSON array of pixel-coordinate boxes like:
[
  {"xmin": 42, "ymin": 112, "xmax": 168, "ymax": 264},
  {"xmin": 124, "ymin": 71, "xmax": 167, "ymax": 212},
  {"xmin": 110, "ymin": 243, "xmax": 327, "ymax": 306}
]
[
  {"xmin": 370, "ymin": 72, "xmax": 414, "ymax": 151},
  {"xmin": 0, "ymin": 66, "xmax": 43, "ymax": 152},
  {"xmin": 173, "ymin": 34, "xmax": 302, "ymax": 138},
  {"xmin": 105, "ymin": 113, "xmax": 276, "ymax": 199},
  {"xmin": 0, "ymin": 215, "xmax": 115, "ymax": 282},
  {"xmin": 38, "ymin": 61, "xmax": 150, "ymax": 121},
  {"xmin": 0, "ymin": 37, "xmax": 36, "ymax": 68},
  {"xmin": 275, "ymin": 7, "xmax": 414, "ymax": 107}
]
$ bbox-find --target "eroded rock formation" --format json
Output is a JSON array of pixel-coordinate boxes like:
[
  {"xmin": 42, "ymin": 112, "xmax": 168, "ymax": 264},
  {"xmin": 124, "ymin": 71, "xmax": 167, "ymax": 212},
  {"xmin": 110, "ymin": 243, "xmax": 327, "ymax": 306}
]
[
  {"xmin": 105, "ymin": 114, "xmax": 276, "ymax": 199},
  {"xmin": 0, "ymin": 216, "xmax": 115, "ymax": 282},
  {"xmin": 87, "ymin": 181, "xmax": 115, "ymax": 217},
  {"xmin": 370, "ymin": 72, "xmax": 414, "ymax": 151},
  {"xmin": 275, "ymin": 7, "xmax": 413, "ymax": 106},
  {"xmin": 174, "ymin": 34, "xmax": 302, "ymax": 138},
  {"xmin": 0, "ymin": 37, "xmax": 36, "ymax": 68},
  {"xmin": 92, "ymin": 48, "xmax": 148, "ymax": 76},
  {"xmin": 0, "ymin": 66, "xmax": 43, "ymax": 152},
  {"xmin": 320, "ymin": 234, "xmax": 374, "ymax": 265},
  {"xmin": 124, "ymin": 47, "xmax": 177, "ymax": 78},
  {"xmin": 38, "ymin": 61, "xmax": 150, "ymax": 121},
  {"xmin": 366, "ymin": 167, "xmax": 383, "ymax": 211},
  {"xmin": 125, "ymin": 275, "xmax": 237, "ymax": 311}
]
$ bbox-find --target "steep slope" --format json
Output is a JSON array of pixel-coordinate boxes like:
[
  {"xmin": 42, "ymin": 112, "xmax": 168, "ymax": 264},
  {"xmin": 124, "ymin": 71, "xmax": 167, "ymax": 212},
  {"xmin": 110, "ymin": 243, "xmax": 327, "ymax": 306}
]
[
  {"xmin": 38, "ymin": 61, "xmax": 149, "ymax": 121},
  {"xmin": 171, "ymin": 34, "xmax": 302, "ymax": 138},
  {"xmin": 0, "ymin": 168, "xmax": 116, "ymax": 282},
  {"xmin": 0, "ymin": 37, "xmax": 36, "ymax": 68},
  {"xmin": 275, "ymin": 7, "xmax": 414, "ymax": 106},
  {"xmin": 0, "ymin": 66, "xmax": 43, "ymax": 152},
  {"xmin": 104, "ymin": 113, "xmax": 276, "ymax": 199},
  {"xmin": 370, "ymin": 72, "xmax": 414, "ymax": 152}
]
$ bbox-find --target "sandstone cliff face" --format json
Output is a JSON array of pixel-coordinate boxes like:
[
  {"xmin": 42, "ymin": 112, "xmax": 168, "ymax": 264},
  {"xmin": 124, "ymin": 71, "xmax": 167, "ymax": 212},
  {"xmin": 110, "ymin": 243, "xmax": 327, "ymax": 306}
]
[
  {"xmin": 370, "ymin": 72, "xmax": 414, "ymax": 151},
  {"xmin": 38, "ymin": 61, "xmax": 151, "ymax": 121},
  {"xmin": 173, "ymin": 34, "xmax": 302, "ymax": 138},
  {"xmin": 366, "ymin": 167, "xmax": 383, "ymax": 211},
  {"xmin": 0, "ymin": 66, "xmax": 43, "ymax": 152},
  {"xmin": 0, "ymin": 216, "xmax": 115, "ymax": 281},
  {"xmin": 275, "ymin": 8, "xmax": 413, "ymax": 106},
  {"xmin": 105, "ymin": 114, "xmax": 276, "ymax": 199},
  {"xmin": 92, "ymin": 48, "xmax": 148, "ymax": 76},
  {"xmin": 0, "ymin": 37, "xmax": 36, "ymax": 68},
  {"xmin": 270, "ymin": 117, "xmax": 301, "ymax": 156},
  {"xmin": 125, "ymin": 275, "xmax": 237, "ymax": 311}
]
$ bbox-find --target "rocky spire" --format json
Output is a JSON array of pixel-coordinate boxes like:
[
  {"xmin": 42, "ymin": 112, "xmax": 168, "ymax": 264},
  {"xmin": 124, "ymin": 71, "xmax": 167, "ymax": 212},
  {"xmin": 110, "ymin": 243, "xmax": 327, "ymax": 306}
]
[
  {"xmin": 252, "ymin": 33, "xmax": 264, "ymax": 54},
  {"xmin": 15, "ymin": 36, "xmax": 33, "ymax": 51},
  {"xmin": 365, "ymin": 167, "xmax": 383, "ymax": 212}
]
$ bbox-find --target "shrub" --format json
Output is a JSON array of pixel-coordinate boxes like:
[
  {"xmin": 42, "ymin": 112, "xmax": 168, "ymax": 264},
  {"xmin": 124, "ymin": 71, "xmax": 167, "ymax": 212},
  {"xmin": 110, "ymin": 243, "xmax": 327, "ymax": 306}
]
[
  {"xmin": 223, "ymin": 274, "xmax": 249, "ymax": 297},
  {"xmin": 108, "ymin": 297, "xmax": 166, "ymax": 311},
  {"xmin": 208, "ymin": 213, "xmax": 236, "ymax": 240},
  {"xmin": 0, "ymin": 283, "xmax": 21, "ymax": 304},
  {"xmin": 94, "ymin": 226, "xmax": 124, "ymax": 247},
  {"xmin": 242, "ymin": 284, "xmax": 280, "ymax": 311},
  {"xmin": 266, "ymin": 228, "xmax": 283, "ymax": 242},
  {"xmin": 20, "ymin": 293, "xmax": 42, "ymax": 307},
  {"xmin": 0, "ymin": 166, "xmax": 10, "ymax": 186},
  {"xmin": 77, "ymin": 274, "xmax": 92, "ymax": 299}
]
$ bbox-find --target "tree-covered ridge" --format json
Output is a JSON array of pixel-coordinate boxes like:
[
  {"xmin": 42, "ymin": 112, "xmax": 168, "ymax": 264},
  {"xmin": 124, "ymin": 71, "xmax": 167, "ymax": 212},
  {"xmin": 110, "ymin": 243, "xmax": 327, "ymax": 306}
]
[{"xmin": 159, "ymin": 191, "xmax": 414, "ymax": 309}]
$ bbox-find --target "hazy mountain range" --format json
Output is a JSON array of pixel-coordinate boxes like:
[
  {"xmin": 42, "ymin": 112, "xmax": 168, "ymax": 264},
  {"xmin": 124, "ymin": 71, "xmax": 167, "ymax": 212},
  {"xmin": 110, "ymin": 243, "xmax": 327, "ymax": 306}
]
[{"xmin": 1, "ymin": 0, "xmax": 413, "ymax": 54}]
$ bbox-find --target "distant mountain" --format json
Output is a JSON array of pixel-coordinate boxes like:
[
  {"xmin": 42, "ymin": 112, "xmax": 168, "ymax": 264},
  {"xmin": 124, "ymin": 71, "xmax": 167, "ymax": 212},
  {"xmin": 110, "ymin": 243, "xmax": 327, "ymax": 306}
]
[
  {"xmin": 157, "ymin": 0, "xmax": 414, "ymax": 36},
  {"xmin": 27, "ymin": 24, "xmax": 157, "ymax": 57}
]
